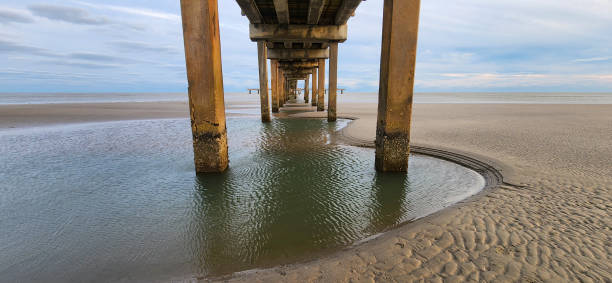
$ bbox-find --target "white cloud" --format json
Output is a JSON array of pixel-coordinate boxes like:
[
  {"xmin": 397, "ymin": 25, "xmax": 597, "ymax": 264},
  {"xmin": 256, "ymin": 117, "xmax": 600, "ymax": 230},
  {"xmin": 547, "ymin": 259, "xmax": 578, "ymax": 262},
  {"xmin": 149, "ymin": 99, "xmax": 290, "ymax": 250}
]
[
  {"xmin": 573, "ymin": 57, "xmax": 611, "ymax": 63},
  {"xmin": 416, "ymin": 73, "xmax": 612, "ymax": 90},
  {"xmin": 0, "ymin": 6, "xmax": 34, "ymax": 24},
  {"xmin": 28, "ymin": 4, "xmax": 109, "ymax": 25},
  {"xmin": 73, "ymin": 1, "xmax": 180, "ymax": 22}
]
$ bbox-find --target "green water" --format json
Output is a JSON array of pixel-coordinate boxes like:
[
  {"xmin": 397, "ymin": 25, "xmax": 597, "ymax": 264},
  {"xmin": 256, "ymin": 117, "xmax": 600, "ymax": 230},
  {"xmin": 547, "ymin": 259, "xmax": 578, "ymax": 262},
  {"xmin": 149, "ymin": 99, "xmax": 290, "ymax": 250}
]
[{"xmin": 0, "ymin": 118, "xmax": 484, "ymax": 281}]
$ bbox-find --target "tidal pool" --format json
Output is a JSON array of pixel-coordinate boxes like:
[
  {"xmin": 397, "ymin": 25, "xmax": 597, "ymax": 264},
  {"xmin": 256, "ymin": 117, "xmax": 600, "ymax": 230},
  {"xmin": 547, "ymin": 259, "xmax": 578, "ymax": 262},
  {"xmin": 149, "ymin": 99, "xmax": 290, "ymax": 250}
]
[{"xmin": 0, "ymin": 118, "xmax": 484, "ymax": 282}]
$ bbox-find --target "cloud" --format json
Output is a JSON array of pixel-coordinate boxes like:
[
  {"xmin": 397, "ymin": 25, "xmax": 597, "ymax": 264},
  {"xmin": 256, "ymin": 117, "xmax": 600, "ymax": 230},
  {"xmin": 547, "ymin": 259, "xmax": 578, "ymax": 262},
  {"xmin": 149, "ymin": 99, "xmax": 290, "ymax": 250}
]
[
  {"xmin": 416, "ymin": 73, "xmax": 612, "ymax": 90},
  {"xmin": 68, "ymin": 52, "xmax": 120, "ymax": 62},
  {"xmin": 39, "ymin": 59, "xmax": 118, "ymax": 69},
  {"xmin": 28, "ymin": 4, "xmax": 109, "ymax": 25},
  {"xmin": 74, "ymin": 1, "xmax": 180, "ymax": 22},
  {"xmin": 0, "ymin": 38, "xmax": 54, "ymax": 56},
  {"xmin": 0, "ymin": 7, "xmax": 34, "ymax": 24},
  {"xmin": 573, "ymin": 57, "xmax": 611, "ymax": 63},
  {"xmin": 111, "ymin": 40, "xmax": 179, "ymax": 54}
]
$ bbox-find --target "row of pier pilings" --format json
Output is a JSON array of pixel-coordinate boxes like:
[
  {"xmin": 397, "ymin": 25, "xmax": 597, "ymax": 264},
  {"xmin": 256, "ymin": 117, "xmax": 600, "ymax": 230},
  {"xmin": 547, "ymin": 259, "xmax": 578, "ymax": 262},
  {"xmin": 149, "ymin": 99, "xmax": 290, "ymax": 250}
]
[{"xmin": 180, "ymin": 0, "xmax": 420, "ymax": 173}]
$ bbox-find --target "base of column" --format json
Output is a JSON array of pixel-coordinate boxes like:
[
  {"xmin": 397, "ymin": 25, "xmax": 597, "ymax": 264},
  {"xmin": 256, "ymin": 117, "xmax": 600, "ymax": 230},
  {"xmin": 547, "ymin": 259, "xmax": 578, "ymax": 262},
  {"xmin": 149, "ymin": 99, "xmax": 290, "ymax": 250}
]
[
  {"xmin": 193, "ymin": 131, "xmax": 229, "ymax": 173},
  {"xmin": 374, "ymin": 131, "xmax": 409, "ymax": 172}
]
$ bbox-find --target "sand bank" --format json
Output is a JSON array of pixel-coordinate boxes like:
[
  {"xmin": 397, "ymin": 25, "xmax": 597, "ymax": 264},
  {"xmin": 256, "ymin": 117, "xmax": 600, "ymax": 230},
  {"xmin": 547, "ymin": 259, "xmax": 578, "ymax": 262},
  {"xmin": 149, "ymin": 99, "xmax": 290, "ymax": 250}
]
[{"xmin": 0, "ymin": 97, "xmax": 261, "ymax": 130}]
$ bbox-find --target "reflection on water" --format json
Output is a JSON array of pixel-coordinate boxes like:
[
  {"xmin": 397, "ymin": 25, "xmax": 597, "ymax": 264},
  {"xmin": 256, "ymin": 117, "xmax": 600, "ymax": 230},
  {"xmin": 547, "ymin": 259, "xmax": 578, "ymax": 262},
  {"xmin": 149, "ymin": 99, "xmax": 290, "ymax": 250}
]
[{"xmin": 0, "ymin": 118, "xmax": 483, "ymax": 281}]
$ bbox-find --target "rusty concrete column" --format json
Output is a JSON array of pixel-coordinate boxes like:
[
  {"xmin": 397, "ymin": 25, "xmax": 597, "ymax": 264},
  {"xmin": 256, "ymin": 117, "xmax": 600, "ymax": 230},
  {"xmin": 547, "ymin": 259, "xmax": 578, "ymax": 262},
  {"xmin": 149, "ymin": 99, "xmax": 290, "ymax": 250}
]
[
  {"xmin": 317, "ymin": 59, "xmax": 326, "ymax": 111},
  {"xmin": 328, "ymin": 42, "xmax": 338, "ymax": 122},
  {"xmin": 257, "ymin": 41, "xmax": 270, "ymax": 122},
  {"xmin": 304, "ymin": 76, "xmax": 310, "ymax": 103},
  {"xmin": 271, "ymin": 59, "xmax": 279, "ymax": 113},
  {"xmin": 180, "ymin": 0, "xmax": 228, "ymax": 173},
  {"xmin": 311, "ymin": 67, "xmax": 318, "ymax": 106},
  {"xmin": 375, "ymin": 0, "xmax": 421, "ymax": 172}
]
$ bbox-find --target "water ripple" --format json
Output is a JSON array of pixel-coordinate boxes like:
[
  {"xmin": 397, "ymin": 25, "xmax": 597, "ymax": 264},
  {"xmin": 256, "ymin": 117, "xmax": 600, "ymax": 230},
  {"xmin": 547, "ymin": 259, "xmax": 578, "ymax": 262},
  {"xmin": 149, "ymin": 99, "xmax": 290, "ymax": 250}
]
[{"xmin": 0, "ymin": 118, "xmax": 484, "ymax": 281}]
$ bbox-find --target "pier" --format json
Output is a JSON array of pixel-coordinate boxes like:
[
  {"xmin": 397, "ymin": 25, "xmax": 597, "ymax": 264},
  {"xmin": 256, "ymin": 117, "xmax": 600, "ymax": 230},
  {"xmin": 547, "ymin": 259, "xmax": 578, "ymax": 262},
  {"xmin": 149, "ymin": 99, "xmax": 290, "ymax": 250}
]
[{"xmin": 181, "ymin": 0, "xmax": 421, "ymax": 172}]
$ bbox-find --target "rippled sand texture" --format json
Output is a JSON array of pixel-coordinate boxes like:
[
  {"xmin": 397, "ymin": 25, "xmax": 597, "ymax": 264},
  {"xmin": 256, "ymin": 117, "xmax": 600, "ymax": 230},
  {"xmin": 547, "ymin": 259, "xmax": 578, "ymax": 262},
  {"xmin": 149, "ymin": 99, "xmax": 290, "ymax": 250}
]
[{"xmin": 223, "ymin": 102, "xmax": 612, "ymax": 282}]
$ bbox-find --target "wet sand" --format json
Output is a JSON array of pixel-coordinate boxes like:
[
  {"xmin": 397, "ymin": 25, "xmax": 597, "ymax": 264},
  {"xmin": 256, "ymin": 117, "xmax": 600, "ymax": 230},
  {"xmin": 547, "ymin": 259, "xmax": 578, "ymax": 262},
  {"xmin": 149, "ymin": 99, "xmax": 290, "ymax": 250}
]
[{"xmin": 2, "ymin": 97, "xmax": 610, "ymax": 282}]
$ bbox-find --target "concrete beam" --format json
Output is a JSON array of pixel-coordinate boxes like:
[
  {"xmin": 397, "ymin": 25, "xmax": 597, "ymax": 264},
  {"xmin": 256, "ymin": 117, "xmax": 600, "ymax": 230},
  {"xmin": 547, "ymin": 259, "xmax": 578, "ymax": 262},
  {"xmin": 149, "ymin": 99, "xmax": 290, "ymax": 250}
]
[
  {"xmin": 283, "ymin": 68, "xmax": 313, "ymax": 73},
  {"xmin": 235, "ymin": 0, "xmax": 263, "ymax": 24},
  {"xmin": 267, "ymin": 48, "xmax": 329, "ymax": 60},
  {"xmin": 307, "ymin": 0, "xmax": 327, "ymax": 25},
  {"xmin": 278, "ymin": 61, "xmax": 318, "ymax": 68},
  {"xmin": 250, "ymin": 24, "xmax": 347, "ymax": 42},
  {"xmin": 273, "ymin": 0, "xmax": 289, "ymax": 24},
  {"xmin": 286, "ymin": 73, "xmax": 312, "ymax": 78},
  {"xmin": 335, "ymin": 0, "xmax": 362, "ymax": 25}
]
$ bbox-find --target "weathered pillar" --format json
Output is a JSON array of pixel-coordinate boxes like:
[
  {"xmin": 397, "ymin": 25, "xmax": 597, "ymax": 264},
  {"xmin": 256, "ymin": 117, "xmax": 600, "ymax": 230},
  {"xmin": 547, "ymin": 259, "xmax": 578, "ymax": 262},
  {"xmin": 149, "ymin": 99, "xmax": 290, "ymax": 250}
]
[
  {"xmin": 257, "ymin": 41, "xmax": 270, "ymax": 122},
  {"xmin": 279, "ymin": 69, "xmax": 284, "ymax": 107},
  {"xmin": 375, "ymin": 0, "xmax": 421, "ymax": 172},
  {"xmin": 271, "ymin": 59, "xmax": 279, "ymax": 113},
  {"xmin": 328, "ymin": 42, "xmax": 338, "ymax": 122},
  {"xmin": 284, "ymin": 79, "xmax": 288, "ymax": 102},
  {"xmin": 317, "ymin": 58, "xmax": 326, "ymax": 111},
  {"xmin": 304, "ymin": 76, "xmax": 310, "ymax": 103},
  {"xmin": 311, "ymin": 67, "xmax": 318, "ymax": 106},
  {"xmin": 180, "ymin": 0, "xmax": 228, "ymax": 173}
]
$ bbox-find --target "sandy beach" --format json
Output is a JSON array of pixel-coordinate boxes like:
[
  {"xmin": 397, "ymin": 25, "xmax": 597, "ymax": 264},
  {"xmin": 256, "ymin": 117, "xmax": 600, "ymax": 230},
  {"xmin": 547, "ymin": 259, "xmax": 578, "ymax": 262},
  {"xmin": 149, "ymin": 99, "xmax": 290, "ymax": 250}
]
[{"xmin": 1, "ymin": 95, "xmax": 610, "ymax": 282}]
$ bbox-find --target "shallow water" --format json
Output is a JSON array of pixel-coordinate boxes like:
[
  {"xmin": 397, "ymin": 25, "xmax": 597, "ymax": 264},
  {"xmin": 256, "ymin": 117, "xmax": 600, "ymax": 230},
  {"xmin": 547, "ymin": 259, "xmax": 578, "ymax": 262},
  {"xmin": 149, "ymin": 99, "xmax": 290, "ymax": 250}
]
[{"xmin": 0, "ymin": 118, "xmax": 483, "ymax": 282}]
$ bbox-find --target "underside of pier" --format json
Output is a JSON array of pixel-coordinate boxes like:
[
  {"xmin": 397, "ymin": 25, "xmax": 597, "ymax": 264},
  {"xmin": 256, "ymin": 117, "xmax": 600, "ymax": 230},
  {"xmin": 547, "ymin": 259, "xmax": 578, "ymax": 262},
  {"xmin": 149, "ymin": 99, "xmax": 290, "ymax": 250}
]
[{"xmin": 181, "ymin": 0, "xmax": 420, "ymax": 173}]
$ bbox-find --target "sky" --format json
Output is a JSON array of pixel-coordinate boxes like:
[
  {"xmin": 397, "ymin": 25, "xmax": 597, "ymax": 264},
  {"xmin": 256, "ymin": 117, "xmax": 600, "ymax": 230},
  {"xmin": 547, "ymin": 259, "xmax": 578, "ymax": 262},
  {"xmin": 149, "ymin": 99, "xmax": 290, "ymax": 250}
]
[{"xmin": 0, "ymin": 0, "xmax": 610, "ymax": 93}]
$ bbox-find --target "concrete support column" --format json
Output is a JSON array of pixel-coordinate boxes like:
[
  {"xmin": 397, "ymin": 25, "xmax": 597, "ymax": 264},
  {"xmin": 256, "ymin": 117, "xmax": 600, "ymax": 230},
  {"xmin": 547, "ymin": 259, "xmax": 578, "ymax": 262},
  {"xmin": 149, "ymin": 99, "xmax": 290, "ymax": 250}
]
[
  {"xmin": 284, "ymin": 79, "xmax": 289, "ymax": 102},
  {"xmin": 328, "ymin": 42, "xmax": 338, "ymax": 122},
  {"xmin": 257, "ymin": 41, "xmax": 270, "ymax": 122},
  {"xmin": 180, "ymin": 0, "xmax": 228, "ymax": 173},
  {"xmin": 279, "ymin": 69, "xmax": 285, "ymax": 107},
  {"xmin": 311, "ymin": 67, "xmax": 318, "ymax": 106},
  {"xmin": 304, "ymin": 76, "xmax": 310, "ymax": 103},
  {"xmin": 271, "ymin": 59, "xmax": 279, "ymax": 113},
  {"xmin": 375, "ymin": 0, "xmax": 421, "ymax": 172},
  {"xmin": 317, "ymin": 59, "xmax": 326, "ymax": 111}
]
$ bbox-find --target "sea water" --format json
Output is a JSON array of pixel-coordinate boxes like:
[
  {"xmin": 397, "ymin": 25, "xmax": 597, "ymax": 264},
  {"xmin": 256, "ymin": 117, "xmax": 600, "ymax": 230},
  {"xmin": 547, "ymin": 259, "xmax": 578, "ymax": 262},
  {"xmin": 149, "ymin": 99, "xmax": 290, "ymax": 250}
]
[{"xmin": 0, "ymin": 118, "xmax": 484, "ymax": 281}]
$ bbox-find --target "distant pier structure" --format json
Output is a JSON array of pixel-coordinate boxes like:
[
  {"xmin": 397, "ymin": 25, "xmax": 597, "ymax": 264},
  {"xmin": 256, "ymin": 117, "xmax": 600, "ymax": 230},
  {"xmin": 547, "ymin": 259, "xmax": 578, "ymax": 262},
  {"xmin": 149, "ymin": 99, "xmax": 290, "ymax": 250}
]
[{"xmin": 180, "ymin": 0, "xmax": 421, "ymax": 173}]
